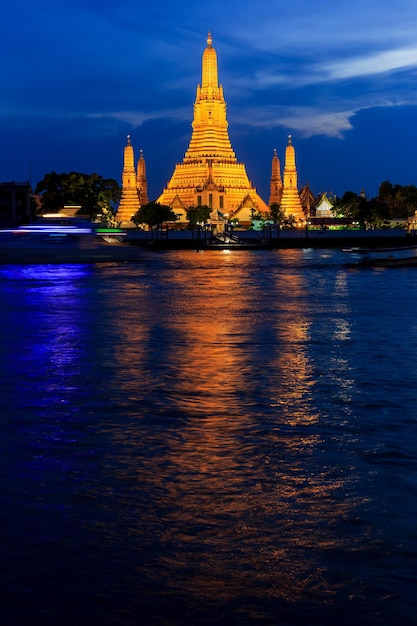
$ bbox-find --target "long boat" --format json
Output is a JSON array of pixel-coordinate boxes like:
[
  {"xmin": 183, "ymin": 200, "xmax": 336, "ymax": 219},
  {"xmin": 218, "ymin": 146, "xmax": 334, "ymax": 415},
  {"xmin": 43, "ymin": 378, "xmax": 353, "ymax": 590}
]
[
  {"xmin": 344, "ymin": 244, "xmax": 417, "ymax": 267},
  {"xmin": 206, "ymin": 233, "xmax": 272, "ymax": 250}
]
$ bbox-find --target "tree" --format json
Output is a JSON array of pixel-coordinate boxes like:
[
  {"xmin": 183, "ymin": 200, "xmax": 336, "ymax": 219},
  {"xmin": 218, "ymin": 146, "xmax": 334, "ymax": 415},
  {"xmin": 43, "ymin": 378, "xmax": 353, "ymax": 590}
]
[
  {"xmin": 35, "ymin": 171, "xmax": 121, "ymax": 218},
  {"xmin": 379, "ymin": 180, "xmax": 395, "ymax": 202},
  {"xmin": 378, "ymin": 181, "xmax": 417, "ymax": 219},
  {"xmin": 269, "ymin": 203, "xmax": 286, "ymax": 226},
  {"xmin": 132, "ymin": 202, "xmax": 177, "ymax": 229},
  {"xmin": 186, "ymin": 205, "xmax": 212, "ymax": 228},
  {"xmin": 391, "ymin": 185, "xmax": 417, "ymax": 218},
  {"xmin": 333, "ymin": 191, "xmax": 370, "ymax": 228},
  {"xmin": 284, "ymin": 214, "xmax": 297, "ymax": 228}
]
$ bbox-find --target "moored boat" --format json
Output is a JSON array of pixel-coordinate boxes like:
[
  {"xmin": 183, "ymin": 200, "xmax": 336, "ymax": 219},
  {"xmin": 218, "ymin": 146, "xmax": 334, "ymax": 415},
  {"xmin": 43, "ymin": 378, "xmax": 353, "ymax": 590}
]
[
  {"xmin": 206, "ymin": 232, "xmax": 271, "ymax": 249},
  {"xmin": 344, "ymin": 244, "xmax": 417, "ymax": 267}
]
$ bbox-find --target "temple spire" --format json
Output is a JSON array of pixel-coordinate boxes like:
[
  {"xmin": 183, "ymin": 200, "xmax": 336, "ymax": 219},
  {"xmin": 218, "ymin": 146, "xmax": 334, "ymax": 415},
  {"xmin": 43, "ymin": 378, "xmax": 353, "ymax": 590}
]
[
  {"xmin": 280, "ymin": 135, "xmax": 304, "ymax": 221},
  {"xmin": 117, "ymin": 135, "xmax": 140, "ymax": 226},
  {"xmin": 201, "ymin": 31, "xmax": 218, "ymax": 90},
  {"xmin": 137, "ymin": 149, "xmax": 149, "ymax": 205},
  {"xmin": 269, "ymin": 148, "xmax": 283, "ymax": 206}
]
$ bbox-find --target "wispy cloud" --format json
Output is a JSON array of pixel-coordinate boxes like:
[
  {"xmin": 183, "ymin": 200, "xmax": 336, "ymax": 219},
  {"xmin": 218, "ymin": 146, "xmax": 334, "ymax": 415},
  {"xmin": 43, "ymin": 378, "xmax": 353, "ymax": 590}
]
[
  {"xmin": 229, "ymin": 105, "xmax": 355, "ymax": 139},
  {"xmin": 251, "ymin": 45, "xmax": 417, "ymax": 89},
  {"xmin": 322, "ymin": 46, "xmax": 417, "ymax": 81}
]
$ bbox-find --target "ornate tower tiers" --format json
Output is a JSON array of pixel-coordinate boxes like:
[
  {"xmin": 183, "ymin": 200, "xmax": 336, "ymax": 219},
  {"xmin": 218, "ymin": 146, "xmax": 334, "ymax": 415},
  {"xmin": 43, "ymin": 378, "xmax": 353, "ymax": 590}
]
[
  {"xmin": 117, "ymin": 135, "xmax": 140, "ymax": 226},
  {"xmin": 280, "ymin": 135, "xmax": 304, "ymax": 221},
  {"xmin": 157, "ymin": 33, "xmax": 268, "ymax": 222},
  {"xmin": 137, "ymin": 149, "xmax": 149, "ymax": 205},
  {"xmin": 269, "ymin": 148, "xmax": 283, "ymax": 205}
]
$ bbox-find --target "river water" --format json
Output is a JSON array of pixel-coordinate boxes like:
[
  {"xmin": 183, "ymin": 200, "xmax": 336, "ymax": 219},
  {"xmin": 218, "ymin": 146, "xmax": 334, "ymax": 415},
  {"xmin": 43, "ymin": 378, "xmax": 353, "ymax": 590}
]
[{"xmin": 0, "ymin": 248, "xmax": 416, "ymax": 626}]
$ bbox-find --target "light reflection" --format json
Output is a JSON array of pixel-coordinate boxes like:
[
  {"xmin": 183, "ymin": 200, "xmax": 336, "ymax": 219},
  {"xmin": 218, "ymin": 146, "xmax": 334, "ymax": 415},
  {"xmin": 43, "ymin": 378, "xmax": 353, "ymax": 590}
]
[
  {"xmin": 1, "ymin": 251, "xmax": 409, "ymax": 623},
  {"xmin": 333, "ymin": 319, "xmax": 351, "ymax": 341},
  {"xmin": 1, "ymin": 264, "xmax": 93, "ymax": 443},
  {"xmin": 105, "ymin": 251, "xmax": 362, "ymax": 606},
  {"xmin": 266, "ymin": 266, "xmax": 318, "ymax": 427}
]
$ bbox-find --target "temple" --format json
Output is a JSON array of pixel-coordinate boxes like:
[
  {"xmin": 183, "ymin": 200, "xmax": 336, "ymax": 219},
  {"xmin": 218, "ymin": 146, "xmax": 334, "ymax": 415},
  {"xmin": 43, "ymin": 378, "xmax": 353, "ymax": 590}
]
[
  {"xmin": 279, "ymin": 135, "xmax": 304, "ymax": 221},
  {"xmin": 157, "ymin": 33, "xmax": 269, "ymax": 223}
]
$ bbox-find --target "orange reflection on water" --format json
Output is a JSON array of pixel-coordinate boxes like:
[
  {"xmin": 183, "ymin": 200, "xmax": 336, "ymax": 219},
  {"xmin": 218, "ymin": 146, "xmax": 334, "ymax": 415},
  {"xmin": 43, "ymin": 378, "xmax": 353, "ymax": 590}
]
[
  {"xmin": 105, "ymin": 251, "xmax": 362, "ymax": 608},
  {"xmin": 267, "ymin": 262, "xmax": 319, "ymax": 427}
]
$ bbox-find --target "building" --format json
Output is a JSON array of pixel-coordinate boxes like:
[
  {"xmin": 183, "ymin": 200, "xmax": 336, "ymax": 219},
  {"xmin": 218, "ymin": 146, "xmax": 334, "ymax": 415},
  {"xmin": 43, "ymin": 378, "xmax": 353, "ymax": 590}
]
[
  {"xmin": 309, "ymin": 192, "xmax": 355, "ymax": 229},
  {"xmin": 0, "ymin": 181, "xmax": 32, "ymax": 227},
  {"xmin": 117, "ymin": 135, "xmax": 149, "ymax": 226},
  {"xmin": 314, "ymin": 192, "xmax": 334, "ymax": 219},
  {"xmin": 157, "ymin": 33, "xmax": 269, "ymax": 225}
]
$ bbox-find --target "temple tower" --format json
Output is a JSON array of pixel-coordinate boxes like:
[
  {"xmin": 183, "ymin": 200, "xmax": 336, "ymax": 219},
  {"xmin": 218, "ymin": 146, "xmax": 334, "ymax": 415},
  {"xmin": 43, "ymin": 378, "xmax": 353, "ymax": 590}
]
[
  {"xmin": 280, "ymin": 135, "xmax": 304, "ymax": 221},
  {"xmin": 117, "ymin": 135, "xmax": 140, "ymax": 225},
  {"xmin": 137, "ymin": 150, "xmax": 149, "ymax": 205},
  {"xmin": 157, "ymin": 33, "xmax": 268, "ymax": 223},
  {"xmin": 269, "ymin": 148, "xmax": 283, "ymax": 206}
]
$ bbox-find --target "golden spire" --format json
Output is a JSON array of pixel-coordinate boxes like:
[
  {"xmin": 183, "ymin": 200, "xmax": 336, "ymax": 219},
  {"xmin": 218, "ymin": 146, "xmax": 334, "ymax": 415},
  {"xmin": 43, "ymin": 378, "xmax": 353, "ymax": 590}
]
[
  {"xmin": 269, "ymin": 148, "xmax": 282, "ymax": 206},
  {"xmin": 284, "ymin": 135, "xmax": 296, "ymax": 171},
  {"xmin": 137, "ymin": 149, "xmax": 149, "ymax": 205},
  {"xmin": 117, "ymin": 135, "xmax": 140, "ymax": 225},
  {"xmin": 123, "ymin": 134, "xmax": 135, "ymax": 168},
  {"xmin": 280, "ymin": 135, "xmax": 304, "ymax": 220},
  {"xmin": 201, "ymin": 31, "xmax": 218, "ymax": 90},
  {"xmin": 185, "ymin": 32, "xmax": 234, "ymax": 162}
]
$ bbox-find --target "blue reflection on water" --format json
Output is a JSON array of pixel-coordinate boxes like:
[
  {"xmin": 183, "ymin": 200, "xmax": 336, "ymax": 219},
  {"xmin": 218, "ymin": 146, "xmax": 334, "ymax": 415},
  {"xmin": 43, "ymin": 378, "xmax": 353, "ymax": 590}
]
[{"xmin": 0, "ymin": 252, "xmax": 417, "ymax": 626}]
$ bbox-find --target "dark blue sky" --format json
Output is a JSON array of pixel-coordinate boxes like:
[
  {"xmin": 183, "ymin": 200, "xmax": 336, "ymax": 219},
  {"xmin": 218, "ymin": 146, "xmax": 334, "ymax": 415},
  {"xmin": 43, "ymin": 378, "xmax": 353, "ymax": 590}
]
[{"xmin": 2, "ymin": 0, "xmax": 417, "ymax": 201}]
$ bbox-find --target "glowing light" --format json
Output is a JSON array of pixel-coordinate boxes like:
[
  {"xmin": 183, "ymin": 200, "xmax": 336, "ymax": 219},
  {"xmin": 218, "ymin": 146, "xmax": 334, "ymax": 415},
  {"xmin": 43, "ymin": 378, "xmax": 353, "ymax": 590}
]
[{"xmin": 15, "ymin": 225, "xmax": 93, "ymax": 234}]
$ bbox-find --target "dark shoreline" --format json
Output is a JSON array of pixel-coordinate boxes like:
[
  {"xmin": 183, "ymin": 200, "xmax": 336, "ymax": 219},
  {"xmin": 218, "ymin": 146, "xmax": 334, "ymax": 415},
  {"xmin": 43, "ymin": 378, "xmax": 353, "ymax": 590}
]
[
  {"xmin": 1, "ymin": 229, "xmax": 414, "ymax": 263},
  {"xmin": 126, "ymin": 229, "xmax": 415, "ymax": 251}
]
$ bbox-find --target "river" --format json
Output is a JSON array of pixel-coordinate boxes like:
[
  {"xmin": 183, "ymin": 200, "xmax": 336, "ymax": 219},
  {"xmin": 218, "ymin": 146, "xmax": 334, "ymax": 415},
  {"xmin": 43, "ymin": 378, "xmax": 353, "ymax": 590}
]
[{"xmin": 0, "ymin": 248, "xmax": 416, "ymax": 625}]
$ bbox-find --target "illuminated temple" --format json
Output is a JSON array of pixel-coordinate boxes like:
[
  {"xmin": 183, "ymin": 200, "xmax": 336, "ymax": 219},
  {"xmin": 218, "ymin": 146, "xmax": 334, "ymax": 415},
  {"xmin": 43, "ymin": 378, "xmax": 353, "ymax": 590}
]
[{"xmin": 157, "ymin": 33, "xmax": 269, "ymax": 222}]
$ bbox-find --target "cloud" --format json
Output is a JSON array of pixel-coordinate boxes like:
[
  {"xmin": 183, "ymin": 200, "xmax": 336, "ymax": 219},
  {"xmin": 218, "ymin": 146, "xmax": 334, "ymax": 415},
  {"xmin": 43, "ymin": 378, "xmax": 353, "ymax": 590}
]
[
  {"xmin": 251, "ymin": 45, "xmax": 417, "ymax": 90},
  {"xmin": 230, "ymin": 105, "xmax": 355, "ymax": 139},
  {"xmin": 322, "ymin": 46, "xmax": 417, "ymax": 81}
]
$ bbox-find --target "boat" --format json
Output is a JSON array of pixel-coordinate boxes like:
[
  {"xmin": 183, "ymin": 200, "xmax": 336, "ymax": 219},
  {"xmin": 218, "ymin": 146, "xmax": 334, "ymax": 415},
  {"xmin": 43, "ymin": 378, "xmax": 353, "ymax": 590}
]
[
  {"xmin": 344, "ymin": 244, "xmax": 417, "ymax": 267},
  {"xmin": 0, "ymin": 217, "xmax": 142, "ymax": 264},
  {"xmin": 206, "ymin": 232, "xmax": 272, "ymax": 250}
]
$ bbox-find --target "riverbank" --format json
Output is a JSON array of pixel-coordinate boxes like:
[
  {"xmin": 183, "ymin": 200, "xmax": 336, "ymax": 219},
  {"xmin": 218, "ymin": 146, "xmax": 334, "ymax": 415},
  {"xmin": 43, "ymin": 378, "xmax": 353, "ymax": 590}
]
[
  {"xmin": 126, "ymin": 228, "xmax": 414, "ymax": 250},
  {"xmin": 1, "ymin": 228, "xmax": 413, "ymax": 262}
]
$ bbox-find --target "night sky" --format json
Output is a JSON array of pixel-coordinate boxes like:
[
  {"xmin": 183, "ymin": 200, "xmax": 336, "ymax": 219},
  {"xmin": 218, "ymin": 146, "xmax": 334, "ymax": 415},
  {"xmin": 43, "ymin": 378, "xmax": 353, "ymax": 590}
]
[{"xmin": 2, "ymin": 0, "xmax": 417, "ymax": 202}]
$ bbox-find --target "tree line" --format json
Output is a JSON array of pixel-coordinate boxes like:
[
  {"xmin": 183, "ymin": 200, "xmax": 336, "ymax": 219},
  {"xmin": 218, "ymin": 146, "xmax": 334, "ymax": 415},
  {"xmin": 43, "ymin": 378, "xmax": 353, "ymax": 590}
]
[
  {"xmin": 332, "ymin": 182, "xmax": 417, "ymax": 228},
  {"xmin": 35, "ymin": 171, "xmax": 121, "ymax": 220},
  {"xmin": 34, "ymin": 172, "xmax": 417, "ymax": 229}
]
